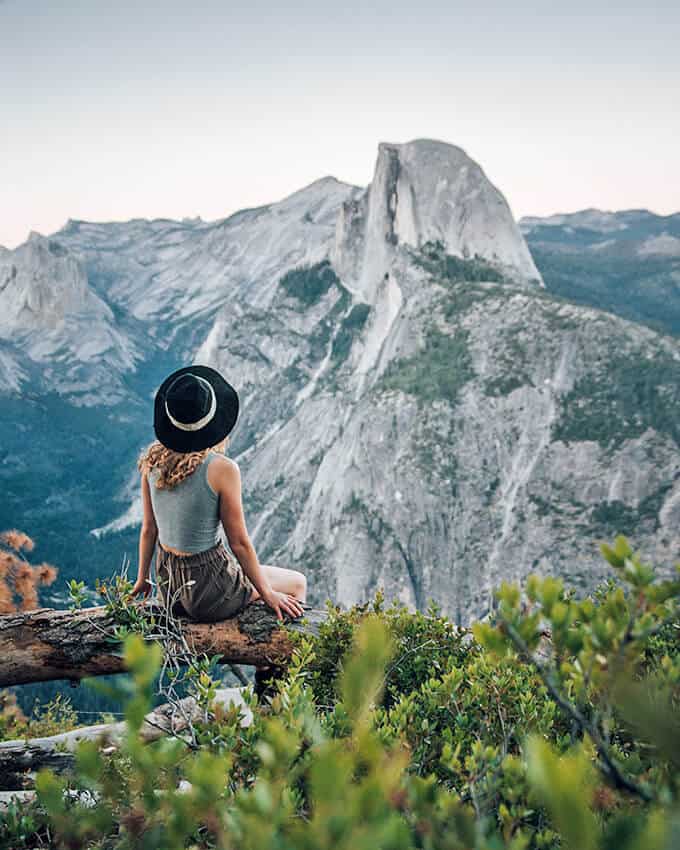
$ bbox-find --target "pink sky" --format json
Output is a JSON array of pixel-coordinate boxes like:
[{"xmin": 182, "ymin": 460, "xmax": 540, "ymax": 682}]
[{"xmin": 2, "ymin": 0, "xmax": 678, "ymax": 248}]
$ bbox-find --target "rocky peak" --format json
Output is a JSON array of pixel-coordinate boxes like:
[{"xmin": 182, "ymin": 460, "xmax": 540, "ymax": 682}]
[
  {"xmin": 0, "ymin": 232, "xmax": 142, "ymax": 403},
  {"xmin": 332, "ymin": 138, "xmax": 542, "ymax": 301},
  {"xmin": 0, "ymin": 234, "xmax": 106, "ymax": 333},
  {"xmin": 520, "ymin": 208, "xmax": 668, "ymax": 235}
]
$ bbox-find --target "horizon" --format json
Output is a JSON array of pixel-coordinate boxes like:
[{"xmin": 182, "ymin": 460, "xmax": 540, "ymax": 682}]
[
  {"xmin": 4, "ymin": 159, "xmax": 679, "ymax": 252},
  {"xmin": 2, "ymin": 0, "xmax": 678, "ymax": 249}
]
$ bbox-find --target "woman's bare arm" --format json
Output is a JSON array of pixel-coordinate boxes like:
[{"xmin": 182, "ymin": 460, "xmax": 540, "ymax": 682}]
[
  {"xmin": 132, "ymin": 472, "xmax": 158, "ymax": 597},
  {"xmin": 217, "ymin": 458, "xmax": 302, "ymax": 619}
]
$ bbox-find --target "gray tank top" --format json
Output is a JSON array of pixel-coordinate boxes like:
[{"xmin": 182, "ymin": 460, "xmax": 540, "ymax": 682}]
[{"xmin": 147, "ymin": 450, "xmax": 222, "ymax": 554}]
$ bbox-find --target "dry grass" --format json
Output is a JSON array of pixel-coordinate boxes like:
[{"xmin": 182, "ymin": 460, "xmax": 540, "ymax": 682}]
[
  {"xmin": 0, "ymin": 528, "xmax": 61, "ymax": 736},
  {"xmin": 0, "ymin": 528, "xmax": 58, "ymax": 614}
]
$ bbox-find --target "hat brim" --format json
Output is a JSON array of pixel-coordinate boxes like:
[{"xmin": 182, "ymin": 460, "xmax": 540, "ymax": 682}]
[{"xmin": 153, "ymin": 364, "xmax": 240, "ymax": 453}]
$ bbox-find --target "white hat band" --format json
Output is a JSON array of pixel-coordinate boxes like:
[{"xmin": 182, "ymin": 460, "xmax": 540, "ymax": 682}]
[{"xmin": 165, "ymin": 378, "xmax": 217, "ymax": 432}]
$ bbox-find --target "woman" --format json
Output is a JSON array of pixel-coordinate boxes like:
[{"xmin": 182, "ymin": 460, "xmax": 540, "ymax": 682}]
[{"xmin": 131, "ymin": 364, "xmax": 306, "ymax": 623}]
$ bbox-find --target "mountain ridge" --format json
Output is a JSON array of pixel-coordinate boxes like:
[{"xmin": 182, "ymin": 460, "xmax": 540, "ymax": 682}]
[
  {"xmin": 522, "ymin": 208, "xmax": 680, "ymax": 337},
  {"xmin": 1, "ymin": 139, "xmax": 679, "ymax": 621}
]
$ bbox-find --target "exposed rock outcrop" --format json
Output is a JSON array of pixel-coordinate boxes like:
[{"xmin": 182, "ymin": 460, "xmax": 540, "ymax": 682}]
[{"xmin": 1, "ymin": 140, "xmax": 678, "ymax": 623}]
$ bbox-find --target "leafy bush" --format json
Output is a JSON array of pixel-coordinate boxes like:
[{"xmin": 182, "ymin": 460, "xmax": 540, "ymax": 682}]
[
  {"xmin": 0, "ymin": 691, "xmax": 79, "ymax": 743},
  {"xmin": 288, "ymin": 594, "xmax": 468, "ymax": 710},
  {"xmin": 1, "ymin": 538, "xmax": 678, "ymax": 849}
]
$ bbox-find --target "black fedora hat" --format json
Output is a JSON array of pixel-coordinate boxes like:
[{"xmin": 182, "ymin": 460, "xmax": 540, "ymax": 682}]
[{"xmin": 153, "ymin": 364, "xmax": 239, "ymax": 453}]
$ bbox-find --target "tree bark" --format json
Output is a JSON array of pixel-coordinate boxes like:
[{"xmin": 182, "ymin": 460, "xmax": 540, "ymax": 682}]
[
  {"xmin": 0, "ymin": 600, "xmax": 326, "ymax": 687},
  {"xmin": 0, "ymin": 790, "xmax": 35, "ymax": 808},
  {"xmin": 0, "ymin": 687, "xmax": 252, "ymax": 789}
]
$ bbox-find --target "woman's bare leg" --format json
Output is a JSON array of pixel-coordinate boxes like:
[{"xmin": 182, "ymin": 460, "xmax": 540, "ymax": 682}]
[
  {"xmin": 250, "ymin": 566, "xmax": 306, "ymax": 694},
  {"xmin": 248, "ymin": 565, "xmax": 307, "ymax": 604}
]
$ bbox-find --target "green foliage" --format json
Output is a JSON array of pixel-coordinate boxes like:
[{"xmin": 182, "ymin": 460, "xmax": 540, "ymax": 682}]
[
  {"xmin": 383, "ymin": 230, "xmax": 529, "ymax": 414},
  {"xmin": 67, "ymin": 578, "xmax": 87, "ymax": 610},
  {"xmin": 416, "ymin": 240, "xmax": 507, "ymax": 284},
  {"xmin": 289, "ymin": 594, "xmax": 468, "ymax": 710},
  {"xmin": 475, "ymin": 535, "xmax": 680, "ymax": 803},
  {"xmin": 292, "ymin": 275, "xmax": 353, "ymax": 387},
  {"xmin": 377, "ymin": 325, "xmax": 474, "ymax": 407},
  {"xmin": 484, "ymin": 373, "xmax": 530, "ymax": 397},
  {"xmin": 330, "ymin": 302, "xmax": 371, "ymax": 364},
  {"xmin": 529, "ymin": 242, "xmax": 680, "ymax": 338},
  {"xmin": 278, "ymin": 260, "xmax": 340, "ymax": 306},
  {"xmin": 586, "ymin": 483, "xmax": 673, "ymax": 537},
  {"xmin": 552, "ymin": 351, "xmax": 680, "ymax": 450},
  {"xmin": 2, "ymin": 539, "xmax": 679, "ymax": 849},
  {"xmin": 526, "ymin": 738, "xmax": 599, "ymax": 850},
  {"xmin": 0, "ymin": 691, "xmax": 79, "ymax": 743},
  {"xmin": 27, "ymin": 634, "xmax": 232, "ymax": 850}
]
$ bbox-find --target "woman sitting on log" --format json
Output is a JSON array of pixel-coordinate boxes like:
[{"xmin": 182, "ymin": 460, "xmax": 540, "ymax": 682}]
[{"xmin": 132, "ymin": 365, "xmax": 306, "ymax": 623}]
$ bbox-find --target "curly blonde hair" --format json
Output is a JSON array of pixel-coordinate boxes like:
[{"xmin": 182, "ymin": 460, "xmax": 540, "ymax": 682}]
[{"xmin": 137, "ymin": 438, "xmax": 230, "ymax": 490}]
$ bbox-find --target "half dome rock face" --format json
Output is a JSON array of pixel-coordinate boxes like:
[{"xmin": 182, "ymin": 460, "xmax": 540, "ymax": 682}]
[{"xmin": 332, "ymin": 139, "xmax": 542, "ymax": 300}]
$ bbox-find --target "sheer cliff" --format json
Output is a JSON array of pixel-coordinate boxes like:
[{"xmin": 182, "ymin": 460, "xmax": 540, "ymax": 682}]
[{"xmin": 1, "ymin": 139, "xmax": 678, "ymax": 619}]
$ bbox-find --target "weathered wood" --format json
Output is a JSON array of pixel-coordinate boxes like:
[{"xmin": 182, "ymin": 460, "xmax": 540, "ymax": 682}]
[
  {"xmin": 0, "ymin": 789, "xmax": 35, "ymax": 808},
  {"xmin": 0, "ymin": 788, "xmax": 101, "ymax": 810},
  {"xmin": 0, "ymin": 600, "xmax": 327, "ymax": 687},
  {"xmin": 0, "ymin": 687, "xmax": 252, "ymax": 789}
]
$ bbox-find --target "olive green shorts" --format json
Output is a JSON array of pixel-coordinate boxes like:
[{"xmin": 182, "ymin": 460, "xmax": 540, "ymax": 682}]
[{"xmin": 155, "ymin": 540, "xmax": 255, "ymax": 622}]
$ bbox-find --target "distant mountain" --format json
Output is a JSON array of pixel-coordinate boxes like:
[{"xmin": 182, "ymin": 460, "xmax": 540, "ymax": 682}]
[
  {"xmin": 521, "ymin": 209, "xmax": 680, "ymax": 336},
  {"xmin": 0, "ymin": 232, "xmax": 142, "ymax": 403},
  {"xmin": 1, "ymin": 141, "xmax": 679, "ymax": 626},
  {"xmin": 0, "ymin": 175, "xmax": 362, "ymax": 599}
]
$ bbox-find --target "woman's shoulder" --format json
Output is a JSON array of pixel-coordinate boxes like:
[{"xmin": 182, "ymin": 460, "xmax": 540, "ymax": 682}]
[
  {"xmin": 206, "ymin": 452, "xmax": 240, "ymax": 491},
  {"xmin": 208, "ymin": 453, "xmax": 240, "ymax": 476}
]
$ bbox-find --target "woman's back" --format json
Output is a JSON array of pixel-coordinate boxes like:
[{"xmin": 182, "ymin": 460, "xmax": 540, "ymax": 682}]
[{"xmin": 147, "ymin": 450, "xmax": 222, "ymax": 554}]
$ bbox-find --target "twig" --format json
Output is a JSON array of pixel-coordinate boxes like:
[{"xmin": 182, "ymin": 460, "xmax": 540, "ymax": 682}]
[{"xmin": 502, "ymin": 621, "xmax": 652, "ymax": 802}]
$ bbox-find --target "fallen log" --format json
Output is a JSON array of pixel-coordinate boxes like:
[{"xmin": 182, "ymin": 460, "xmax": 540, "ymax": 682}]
[
  {"xmin": 0, "ymin": 600, "xmax": 326, "ymax": 687},
  {"xmin": 0, "ymin": 789, "xmax": 35, "ymax": 808},
  {"xmin": 0, "ymin": 687, "xmax": 252, "ymax": 789}
]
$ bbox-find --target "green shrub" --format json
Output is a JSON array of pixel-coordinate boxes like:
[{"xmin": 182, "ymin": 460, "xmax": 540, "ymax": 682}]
[
  {"xmin": 288, "ymin": 594, "xmax": 468, "ymax": 710},
  {"xmin": 0, "ymin": 692, "xmax": 79, "ymax": 743},
  {"xmin": 1, "ymin": 538, "xmax": 678, "ymax": 849}
]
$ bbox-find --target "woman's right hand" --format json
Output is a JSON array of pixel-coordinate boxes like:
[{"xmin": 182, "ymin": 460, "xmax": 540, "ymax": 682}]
[
  {"xmin": 262, "ymin": 589, "xmax": 304, "ymax": 621},
  {"xmin": 130, "ymin": 577, "xmax": 153, "ymax": 598}
]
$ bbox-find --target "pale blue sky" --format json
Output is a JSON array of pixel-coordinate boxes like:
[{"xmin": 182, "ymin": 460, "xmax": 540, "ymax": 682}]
[{"xmin": 1, "ymin": 0, "xmax": 678, "ymax": 247}]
